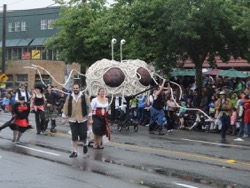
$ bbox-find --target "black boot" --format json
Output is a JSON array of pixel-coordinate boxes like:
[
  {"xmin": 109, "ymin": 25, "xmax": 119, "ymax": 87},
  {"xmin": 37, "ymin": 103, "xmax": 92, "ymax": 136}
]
[
  {"xmin": 50, "ymin": 119, "xmax": 57, "ymax": 133},
  {"xmin": 44, "ymin": 120, "xmax": 49, "ymax": 131},
  {"xmin": 158, "ymin": 126, "xmax": 165, "ymax": 135},
  {"xmin": 149, "ymin": 123, "xmax": 155, "ymax": 134},
  {"xmin": 231, "ymin": 126, "xmax": 236, "ymax": 136}
]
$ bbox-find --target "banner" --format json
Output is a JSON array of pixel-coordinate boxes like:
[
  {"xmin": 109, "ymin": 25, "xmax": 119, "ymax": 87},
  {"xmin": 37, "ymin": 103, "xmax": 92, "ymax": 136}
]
[
  {"xmin": 32, "ymin": 50, "xmax": 41, "ymax": 59},
  {"xmin": 22, "ymin": 52, "xmax": 31, "ymax": 59}
]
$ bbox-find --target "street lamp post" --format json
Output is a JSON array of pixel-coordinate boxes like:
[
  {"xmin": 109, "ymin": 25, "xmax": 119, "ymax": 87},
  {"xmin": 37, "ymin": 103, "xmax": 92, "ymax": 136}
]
[{"xmin": 1, "ymin": 4, "xmax": 7, "ymax": 73}]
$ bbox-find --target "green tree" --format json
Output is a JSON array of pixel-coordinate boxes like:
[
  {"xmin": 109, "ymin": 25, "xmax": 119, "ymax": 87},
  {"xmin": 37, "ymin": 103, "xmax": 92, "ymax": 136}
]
[
  {"xmin": 46, "ymin": 0, "xmax": 110, "ymax": 66},
  {"xmin": 47, "ymin": 0, "xmax": 250, "ymax": 95},
  {"xmin": 162, "ymin": 0, "xmax": 250, "ymax": 94}
]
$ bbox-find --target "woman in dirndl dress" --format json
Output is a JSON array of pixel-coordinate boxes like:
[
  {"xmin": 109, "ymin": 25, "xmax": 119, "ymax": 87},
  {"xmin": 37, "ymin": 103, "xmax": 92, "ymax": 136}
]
[{"xmin": 91, "ymin": 88, "xmax": 110, "ymax": 149}]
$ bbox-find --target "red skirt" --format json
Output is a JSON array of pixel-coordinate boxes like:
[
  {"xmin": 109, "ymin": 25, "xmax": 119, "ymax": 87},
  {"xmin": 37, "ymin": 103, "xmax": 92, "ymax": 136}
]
[{"xmin": 14, "ymin": 119, "xmax": 29, "ymax": 127}]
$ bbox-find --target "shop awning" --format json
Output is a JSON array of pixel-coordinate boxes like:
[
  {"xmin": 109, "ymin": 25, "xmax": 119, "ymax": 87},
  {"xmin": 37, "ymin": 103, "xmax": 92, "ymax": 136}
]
[
  {"xmin": 171, "ymin": 69, "xmax": 196, "ymax": 77},
  {"xmin": 1, "ymin": 39, "xmax": 33, "ymax": 47},
  {"xmin": 6, "ymin": 39, "xmax": 22, "ymax": 47},
  {"xmin": 218, "ymin": 68, "xmax": 248, "ymax": 78},
  {"xmin": 17, "ymin": 38, "xmax": 33, "ymax": 46},
  {"xmin": 30, "ymin": 38, "xmax": 47, "ymax": 46}
]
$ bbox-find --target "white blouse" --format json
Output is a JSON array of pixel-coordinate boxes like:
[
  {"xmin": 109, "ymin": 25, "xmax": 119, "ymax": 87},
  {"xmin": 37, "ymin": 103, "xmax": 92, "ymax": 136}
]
[{"xmin": 91, "ymin": 97, "xmax": 109, "ymax": 115}]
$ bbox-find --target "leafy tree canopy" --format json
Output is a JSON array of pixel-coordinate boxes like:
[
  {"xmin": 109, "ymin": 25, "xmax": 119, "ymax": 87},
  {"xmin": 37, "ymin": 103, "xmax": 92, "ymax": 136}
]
[{"xmin": 46, "ymin": 0, "xmax": 250, "ymax": 87}]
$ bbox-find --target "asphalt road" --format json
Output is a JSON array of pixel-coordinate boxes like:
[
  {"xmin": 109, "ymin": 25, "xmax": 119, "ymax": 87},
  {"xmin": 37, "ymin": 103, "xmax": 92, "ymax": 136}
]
[{"xmin": 0, "ymin": 112, "xmax": 250, "ymax": 188}]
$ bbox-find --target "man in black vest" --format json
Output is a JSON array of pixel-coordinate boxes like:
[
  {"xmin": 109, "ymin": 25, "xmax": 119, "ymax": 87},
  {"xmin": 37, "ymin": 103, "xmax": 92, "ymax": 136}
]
[
  {"xmin": 15, "ymin": 82, "xmax": 31, "ymax": 103},
  {"xmin": 62, "ymin": 83, "xmax": 93, "ymax": 158}
]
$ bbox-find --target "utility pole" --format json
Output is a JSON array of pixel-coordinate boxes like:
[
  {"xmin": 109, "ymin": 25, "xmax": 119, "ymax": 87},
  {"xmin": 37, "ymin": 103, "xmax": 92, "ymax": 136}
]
[{"xmin": 2, "ymin": 4, "xmax": 6, "ymax": 73}]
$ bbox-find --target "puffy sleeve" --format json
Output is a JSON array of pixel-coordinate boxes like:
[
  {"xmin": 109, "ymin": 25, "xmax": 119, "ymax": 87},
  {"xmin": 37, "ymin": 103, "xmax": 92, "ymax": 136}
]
[{"xmin": 91, "ymin": 98, "xmax": 97, "ymax": 114}]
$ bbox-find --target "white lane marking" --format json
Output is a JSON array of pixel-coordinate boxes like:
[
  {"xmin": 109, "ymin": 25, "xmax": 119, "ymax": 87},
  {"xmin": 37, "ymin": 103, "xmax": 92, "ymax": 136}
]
[
  {"xmin": 182, "ymin": 139, "xmax": 250, "ymax": 149},
  {"xmin": 17, "ymin": 145, "xmax": 60, "ymax": 156},
  {"xmin": 174, "ymin": 182, "xmax": 199, "ymax": 188}
]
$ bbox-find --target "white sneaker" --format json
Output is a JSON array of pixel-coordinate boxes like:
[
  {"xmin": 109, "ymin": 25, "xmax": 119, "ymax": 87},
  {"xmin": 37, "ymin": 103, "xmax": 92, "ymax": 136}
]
[{"xmin": 234, "ymin": 138, "xmax": 244, "ymax": 141}]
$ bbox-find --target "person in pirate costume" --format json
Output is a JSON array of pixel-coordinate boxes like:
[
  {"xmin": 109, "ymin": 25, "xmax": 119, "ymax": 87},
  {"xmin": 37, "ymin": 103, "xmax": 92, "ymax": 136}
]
[
  {"xmin": 15, "ymin": 82, "xmax": 31, "ymax": 103},
  {"xmin": 30, "ymin": 85, "xmax": 46, "ymax": 135},
  {"xmin": 44, "ymin": 85, "xmax": 58, "ymax": 133},
  {"xmin": 62, "ymin": 83, "xmax": 93, "ymax": 158},
  {"xmin": 215, "ymin": 91, "xmax": 232, "ymax": 142},
  {"xmin": 0, "ymin": 96, "xmax": 32, "ymax": 143},
  {"xmin": 148, "ymin": 79, "xmax": 167, "ymax": 135}
]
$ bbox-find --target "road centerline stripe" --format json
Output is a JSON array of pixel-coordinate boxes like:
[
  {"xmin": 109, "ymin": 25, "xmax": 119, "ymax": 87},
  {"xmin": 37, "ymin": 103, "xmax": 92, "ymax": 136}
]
[{"xmin": 182, "ymin": 138, "xmax": 250, "ymax": 149}]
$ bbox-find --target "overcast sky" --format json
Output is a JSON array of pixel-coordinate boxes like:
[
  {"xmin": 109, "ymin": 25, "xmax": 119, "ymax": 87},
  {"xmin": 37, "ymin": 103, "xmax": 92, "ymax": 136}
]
[{"xmin": 1, "ymin": 0, "xmax": 115, "ymax": 11}]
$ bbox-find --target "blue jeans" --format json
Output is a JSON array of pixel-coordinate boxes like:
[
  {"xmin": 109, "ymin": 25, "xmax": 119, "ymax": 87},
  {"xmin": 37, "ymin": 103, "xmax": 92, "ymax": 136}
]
[
  {"xmin": 245, "ymin": 123, "xmax": 250, "ymax": 136},
  {"xmin": 137, "ymin": 108, "xmax": 145, "ymax": 123},
  {"xmin": 220, "ymin": 113, "xmax": 230, "ymax": 139},
  {"xmin": 149, "ymin": 107, "xmax": 165, "ymax": 131},
  {"xmin": 238, "ymin": 121, "xmax": 245, "ymax": 137}
]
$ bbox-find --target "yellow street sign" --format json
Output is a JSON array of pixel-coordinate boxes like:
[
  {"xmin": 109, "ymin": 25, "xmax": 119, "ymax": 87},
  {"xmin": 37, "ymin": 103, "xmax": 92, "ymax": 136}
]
[
  {"xmin": 32, "ymin": 50, "xmax": 41, "ymax": 59},
  {"xmin": 0, "ymin": 73, "xmax": 9, "ymax": 82},
  {"xmin": 0, "ymin": 82, "xmax": 6, "ymax": 88}
]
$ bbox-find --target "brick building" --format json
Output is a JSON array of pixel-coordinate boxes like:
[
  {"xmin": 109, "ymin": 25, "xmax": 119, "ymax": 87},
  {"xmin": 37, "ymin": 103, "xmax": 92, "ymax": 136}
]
[{"xmin": 6, "ymin": 60, "xmax": 81, "ymax": 90}]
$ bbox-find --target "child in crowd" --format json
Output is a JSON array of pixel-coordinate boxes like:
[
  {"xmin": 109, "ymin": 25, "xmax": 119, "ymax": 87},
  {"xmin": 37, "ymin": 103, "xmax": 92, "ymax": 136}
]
[
  {"xmin": 230, "ymin": 107, "xmax": 237, "ymax": 135},
  {"xmin": 208, "ymin": 95, "xmax": 216, "ymax": 116},
  {"xmin": 234, "ymin": 100, "xmax": 245, "ymax": 141},
  {"xmin": 177, "ymin": 101, "xmax": 187, "ymax": 129},
  {"xmin": 2, "ymin": 93, "xmax": 11, "ymax": 113}
]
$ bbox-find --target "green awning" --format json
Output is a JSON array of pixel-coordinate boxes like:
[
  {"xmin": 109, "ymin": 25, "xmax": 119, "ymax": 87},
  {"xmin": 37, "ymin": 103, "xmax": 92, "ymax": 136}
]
[
  {"xmin": 30, "ymin": 38, "xmax": 47, "ymax": 46},
  {"xmin": 6, "ymin": 39, "xmax": 22, "ymax": 47},
  {"xmin": 17, "ymin": 38, "xmax": 33, "ymax": 46},
  {"xmin": 171, "ymin": 69, "xmax": 196, "ymax": 77},
  {"xmin": 218, "ymin": 68, "xmax": 248, "ymax": 78},
  {"xmin": 1, "ymin": 39, "xmax": 32, "ymax": 47},
  {"xmin": 1, "ymin": 40, "xmax": 10, "ymax": 46}
]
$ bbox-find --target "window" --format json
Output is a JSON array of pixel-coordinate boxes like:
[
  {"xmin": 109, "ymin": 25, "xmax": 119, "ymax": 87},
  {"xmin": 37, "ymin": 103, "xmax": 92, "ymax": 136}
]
[
  {"xmin": 8, "ymin": 22, "xmax": 14, "ymax": 32},
  {"xmin": 48, "ymin": 19, "xmax": 54, "ymax": 29},
  {"xmin": 16, "ymin": 74, "xmax": 28, "ymax": 82},
  {"xmin": 7, "ymin": 49, "xmax": 11, "ymax": 60},
  {"xmin": 35, "ymin": 74, "xmax": 51, "ymax": 85},
  {"xmin": 15, "ymin": 22, "xmax": 21, "ymax": 32},
  {"xmin": 12, "ymin": 48, "xmax": 22, "ymax": 60},
  {"xmin": 21, "ymin": 21, "xmax": 27, "ymax": 31},
  {"xmin": 41, "ymin": 19, "xmax": 47, "ymax": 30},
  {"xmin": 16, "ymin": 48, "xmax": 22, "ymax": 60},
  {"xmin": 6, "ymin": 82, "xmax": 14, "ymax": 89}
]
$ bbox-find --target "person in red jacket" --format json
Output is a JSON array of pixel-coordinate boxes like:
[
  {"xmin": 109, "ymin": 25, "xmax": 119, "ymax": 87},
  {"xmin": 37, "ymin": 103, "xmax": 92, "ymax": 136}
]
[{"xmin": 243, "ymin": 95, "xmax": 250, "ymax": 138}]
